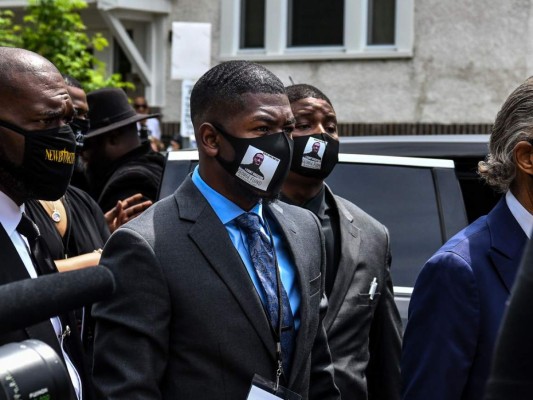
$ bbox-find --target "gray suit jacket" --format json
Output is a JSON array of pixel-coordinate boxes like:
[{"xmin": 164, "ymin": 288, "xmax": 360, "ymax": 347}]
[
  {"xmin": 92, "ymin": 176, "xmax": 340, "ymax": 400},
  {"xmin": 324, "ymin": 188, "xmax": 402, "ymax": 400}
]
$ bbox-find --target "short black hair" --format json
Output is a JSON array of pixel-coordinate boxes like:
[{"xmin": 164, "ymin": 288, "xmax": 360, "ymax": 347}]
[
  {"xmin": 62, "ymin": 74, "xmax": 83, "ymax": 89},
  {"xmin": 190, "ymin": 60, "xmax": 286, "ymax": 128},
  {"xmin": 285, "ymin": 83, "xmax": 333, "ymax": 107}
]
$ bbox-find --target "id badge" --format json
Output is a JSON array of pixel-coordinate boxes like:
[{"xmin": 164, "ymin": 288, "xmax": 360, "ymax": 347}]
[{"xmin": 247, "ymin": 374, "xmax": 302, "ymax": 400}]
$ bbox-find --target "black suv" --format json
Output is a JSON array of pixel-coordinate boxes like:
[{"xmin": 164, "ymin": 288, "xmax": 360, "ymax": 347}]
[
  {"xmin": 158, "ymin": 136, "xmax": 497, "ymax": 326},
  {"xmin": 339, "ymin": 134, "xmax": 500, "ymax": 223}
]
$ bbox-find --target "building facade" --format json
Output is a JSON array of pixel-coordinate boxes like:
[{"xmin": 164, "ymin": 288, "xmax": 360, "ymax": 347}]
[{"xmin": 2, "ymin": 0, "xmax": 532, "ymax": 137}]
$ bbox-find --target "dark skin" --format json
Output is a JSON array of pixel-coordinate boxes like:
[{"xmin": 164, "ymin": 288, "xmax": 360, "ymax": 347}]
[
  {"xmin": 196, "ymin": 92, "xmax": 295, "ymax": 211},
  {"xmin": 67, "ymin": 86, "xmax": 89, "ymax": 120},
  {"xmin": 282, "ymin": 97, "xmax": 339, "ymax": 205},
  {"xmin": 0, "ymin": 51, "xmax": 74, "ymax": 205},
  {"xmin": 66, "ymin": 86, "xmax": 151, "ymax": 232},
  {"xmin": 81, "ymin": 125, "xmax": 141, "ymax": 177}
]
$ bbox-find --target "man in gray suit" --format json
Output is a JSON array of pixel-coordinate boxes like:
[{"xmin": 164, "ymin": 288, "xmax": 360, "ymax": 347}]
[
  {"xmin": 92, "ymin": 62, "xmax": 340, "ymax": 400},
  {"xmin": 281, "ymin": 84, "xmax": 403, "ymax": 400}
]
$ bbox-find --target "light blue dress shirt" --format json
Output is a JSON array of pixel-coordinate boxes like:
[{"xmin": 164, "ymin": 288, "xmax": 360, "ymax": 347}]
[{"xmin": 192, "ymin": 167, "xmax": 301, "ymax": 330}]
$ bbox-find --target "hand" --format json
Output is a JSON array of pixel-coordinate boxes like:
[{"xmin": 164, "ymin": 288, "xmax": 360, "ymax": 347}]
[{"xmin": 105, "ymin": 193, "xmax": 152, "ymax": 233}]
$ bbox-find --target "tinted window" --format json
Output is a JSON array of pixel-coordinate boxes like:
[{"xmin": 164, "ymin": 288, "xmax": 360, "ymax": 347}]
[
  {"xmin": 326, "ymin": 163, "xmax": 443, "ymax": 287},
  {"xmin": 288, "ymin": 0, "xmax": 344, "ymax": 46},
  {"xmin": 240, "ymin": 0, "xmax": 265, "ymax": 49},
  {"xmin": 367, "ymin": 0, "xmax": 396, "ymax": 45},
  {"xmin": 158, "ymin": 160, "xmax": 197, "ymax": 199}
]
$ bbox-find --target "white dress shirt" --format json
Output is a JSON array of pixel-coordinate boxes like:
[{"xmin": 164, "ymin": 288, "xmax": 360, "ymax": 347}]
[
  {"xmin": 506, "ymin": 190, "xmax": 533, "ymax": 238},
  {"xmin": 136, "ymin": 117, "xmax": 161, "ymax": 140}
]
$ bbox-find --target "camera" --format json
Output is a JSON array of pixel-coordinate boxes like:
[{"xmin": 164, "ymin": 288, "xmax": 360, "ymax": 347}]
[{"xmin": 0, "ymin": 339, "xmax": 70, "ymax": 400}]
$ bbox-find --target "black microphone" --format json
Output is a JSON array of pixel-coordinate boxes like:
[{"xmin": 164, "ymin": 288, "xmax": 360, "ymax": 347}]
[{"xmin": 0, "ymin": 266, "xmax": 115, "ymax": 335}]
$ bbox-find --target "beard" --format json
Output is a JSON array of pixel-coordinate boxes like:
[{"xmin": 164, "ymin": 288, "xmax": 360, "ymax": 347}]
[{"xmin": 83, "ymin": 157, "xmax": 114, "ymax": 195}]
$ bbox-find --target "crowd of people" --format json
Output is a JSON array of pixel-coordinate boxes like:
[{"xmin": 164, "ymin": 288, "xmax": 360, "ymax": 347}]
[{"xmin": 0, "ymin": 45, "xmax": 531, "ymax": 400}]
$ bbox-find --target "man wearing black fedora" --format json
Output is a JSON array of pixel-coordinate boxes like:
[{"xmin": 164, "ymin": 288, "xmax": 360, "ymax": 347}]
[{"xmin": 82, "ymin": 88, "xmax": 165, "ymax": 213}]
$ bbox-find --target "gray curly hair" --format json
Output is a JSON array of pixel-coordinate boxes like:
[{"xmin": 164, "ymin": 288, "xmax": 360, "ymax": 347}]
[{"xmin": 478, "ymin": 76, "xmax": 533, "ymax": 192}]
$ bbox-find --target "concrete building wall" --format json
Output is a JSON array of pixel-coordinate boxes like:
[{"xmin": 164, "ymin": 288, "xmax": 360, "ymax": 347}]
[
  {"xmin": 163, "ymin": 0, "xmax": 533, "ymax": 127},
  {"xmin": 3, "ymin": 0, "xmax": 531, "ymax": 129}
]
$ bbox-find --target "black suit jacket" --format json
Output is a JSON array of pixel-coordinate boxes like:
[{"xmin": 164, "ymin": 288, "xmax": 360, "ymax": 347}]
[
  {"xmin": 92, "ymin": 176, "xmax": 340, "ymax": 400},
  {"xmin": 0, "ymin": 225, "xmax": 93, "ymax": 400},
  {"xmin": 324, "ymin": 187, "xmax": 402, "ymax": 400}
]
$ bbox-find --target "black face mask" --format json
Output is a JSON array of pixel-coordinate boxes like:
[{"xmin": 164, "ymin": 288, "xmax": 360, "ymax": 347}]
[
  {"xmin": 291, "ymin": 133, "xmax": 339, "ymax": 179},
  {"xmin": 70, "ymin": 117, "xmax": 90, "ymax": 150},
  {"xmin": 213, "ymin": 123, "xmax": 293, "ymax": 197},
  {"xmin": 0, "ymin": 120, "xmax": 76, "ymax": 200}
]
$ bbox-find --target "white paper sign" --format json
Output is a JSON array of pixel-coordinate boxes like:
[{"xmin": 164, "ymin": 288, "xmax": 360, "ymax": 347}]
[
  {"xmin": 247, "ymin": 385, "xmax": 281, "ymax": 399},
  {"xmin": 171, "ymin": 22, "xmax": 211, "ymax": 80},
  {"xmin": 180, "ymin": 79, "xmax": 196, "ymax": 139}
]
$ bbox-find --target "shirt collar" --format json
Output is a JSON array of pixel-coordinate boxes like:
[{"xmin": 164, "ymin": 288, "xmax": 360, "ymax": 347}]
[
  {"xmin": 191, "ymin": 166, "xmax": 263, "ymax": 225},
  {"xmin": 0, "ymin": 190, "xmax": 23, "ymax": 236},
  {"xmin": 506, "ymin": 190, "xmax": 533, "ymax": 238},
  {"xmin": 302, "ymin": 185, "xmax": 328, "ymax": 219},
  {"xmin": 280, "ymin": 185, "xmax": 329, "ymax": 220}
]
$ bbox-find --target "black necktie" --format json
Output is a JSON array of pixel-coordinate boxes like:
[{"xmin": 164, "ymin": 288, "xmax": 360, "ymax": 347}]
[
  {"xmin": 234, "ymin": 212, "xmax": 295, "ymax": 376},
  {"xmin": 16, "ymin": 213, "xmax": 57, "ymax": 275}
]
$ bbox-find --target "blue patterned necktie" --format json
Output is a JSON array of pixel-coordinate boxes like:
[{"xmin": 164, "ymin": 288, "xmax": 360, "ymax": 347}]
[{"xmin": 235, "ymin": 212, "xmax": 295, "ymax": 376}]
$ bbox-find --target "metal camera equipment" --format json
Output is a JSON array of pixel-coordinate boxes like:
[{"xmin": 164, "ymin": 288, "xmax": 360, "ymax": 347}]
[{"xmin": 0, "ymin": 339, "xmax": 70, "ymax": 400}]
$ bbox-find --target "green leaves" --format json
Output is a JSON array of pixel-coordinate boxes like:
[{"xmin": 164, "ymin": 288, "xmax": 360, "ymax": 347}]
[
  {"xmin": 0, "ymin": 10, "xmax": 22, "ymax": 48},
  {"xmin": 0, "ymin": 0, "xmax": 133, "ymax": 91}
]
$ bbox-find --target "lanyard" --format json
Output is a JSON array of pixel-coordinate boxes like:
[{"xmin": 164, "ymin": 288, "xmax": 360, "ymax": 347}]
[{"xmin": 264, "ymin": 219, "xmax": 285, "ymax": 390}]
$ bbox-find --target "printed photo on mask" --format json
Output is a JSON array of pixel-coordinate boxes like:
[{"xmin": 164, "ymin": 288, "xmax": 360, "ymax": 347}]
[
  {"xmin": 301, "ymin": 137, "xmax": 327, "ymax": 169},
  {"xmin": 236, "ymin": 146, "xmax": 280, "ymax": 191}
]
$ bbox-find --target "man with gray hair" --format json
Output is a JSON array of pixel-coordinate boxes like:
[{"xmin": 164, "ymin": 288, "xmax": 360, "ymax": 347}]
[{"xmin": 402, "ymin": 77, "xmax": 533, "ymax": 400}]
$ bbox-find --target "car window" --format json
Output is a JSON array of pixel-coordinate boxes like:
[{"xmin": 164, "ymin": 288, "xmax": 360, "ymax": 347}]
[
  {"xmin": 158, "ymin": 156, "xmax": 465, "ymax": 290},
  {"xmin": 326, "ymin": 163, "xmax": 444, "ymax": 287}
]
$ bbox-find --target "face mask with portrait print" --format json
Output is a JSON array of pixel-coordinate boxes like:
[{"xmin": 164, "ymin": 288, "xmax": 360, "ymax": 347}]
[
  {"xmin": 291, "ymin": 133, "xmax": 339, "ymax": 179},
  {"xmin": 0, "ymin": 119, "xmax": 76, "ymax": 200},
  {"xmin": 213, "ymin": 123, "xmax": 294, "ymax": 197}
]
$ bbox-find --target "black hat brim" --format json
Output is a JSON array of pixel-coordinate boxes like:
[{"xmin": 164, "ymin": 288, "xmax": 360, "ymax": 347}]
[{"xmin": 85, "ymin": 113, "xmax": 160, "ymax": 139}]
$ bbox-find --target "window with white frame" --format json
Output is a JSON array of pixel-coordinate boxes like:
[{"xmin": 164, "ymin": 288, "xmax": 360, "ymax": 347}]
[{"xmin": 220, "ymin": 0, "xmax": 413, "ymax": 61}]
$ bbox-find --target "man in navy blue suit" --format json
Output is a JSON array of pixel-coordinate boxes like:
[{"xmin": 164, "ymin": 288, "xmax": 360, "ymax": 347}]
[{"xmin": 402, "ymin": 77, "xmax": 533, "ymax": 400}]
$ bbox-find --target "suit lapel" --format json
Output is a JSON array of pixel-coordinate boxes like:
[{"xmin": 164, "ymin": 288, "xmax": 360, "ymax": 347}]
[
  {"xmin": 323, "ymin": 191, "xmax": 361, "ymax": 331},
  {"xmin": 487, "ymin": 198, "xmax": 528, "ymax": 293},
  {"xmin": 0, "ymin": 226, "xmax": 64, "ymax": 356},
  {"xmin": 0, "ymin": 225, "xmax": 31, "ymax": 283},
  {"xmin": 176, "ymin": 179, "xmax": 277, "ymax": 359},
  {"xmin": 266, "ymin": 202, "xmax": 310, "ymax": 386}
]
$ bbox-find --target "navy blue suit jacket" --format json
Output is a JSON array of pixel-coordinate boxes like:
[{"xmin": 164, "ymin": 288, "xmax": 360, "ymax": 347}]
[{"xmin": 401, "ymin": 197, "xmax": 527, "ymax": 400}]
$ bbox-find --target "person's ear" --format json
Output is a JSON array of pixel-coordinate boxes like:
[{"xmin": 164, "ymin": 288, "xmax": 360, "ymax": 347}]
[
  {"xmin": 197, "ymin": 123, "xmax": 220, "ymax": 157},
  {"xmin": 514, "ymin": 140, "xmax": 533, "ymax": 176}
]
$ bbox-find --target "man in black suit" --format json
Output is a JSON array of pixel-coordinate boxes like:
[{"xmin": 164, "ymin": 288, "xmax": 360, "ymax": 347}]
[
  {"xmin": 92, "ymin": 61, "xmax": 340, "ymax": 400},
  {"xmin": 81, "ymin": 88, "xmax": 165, "ymax": 213},
  {"xmin": 0, "ymin": 47, "xmax": 93, "ymax": 400},
  {"xmin": 281, "ymin": 83, "xmax": 403, "ymax": 400}
]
